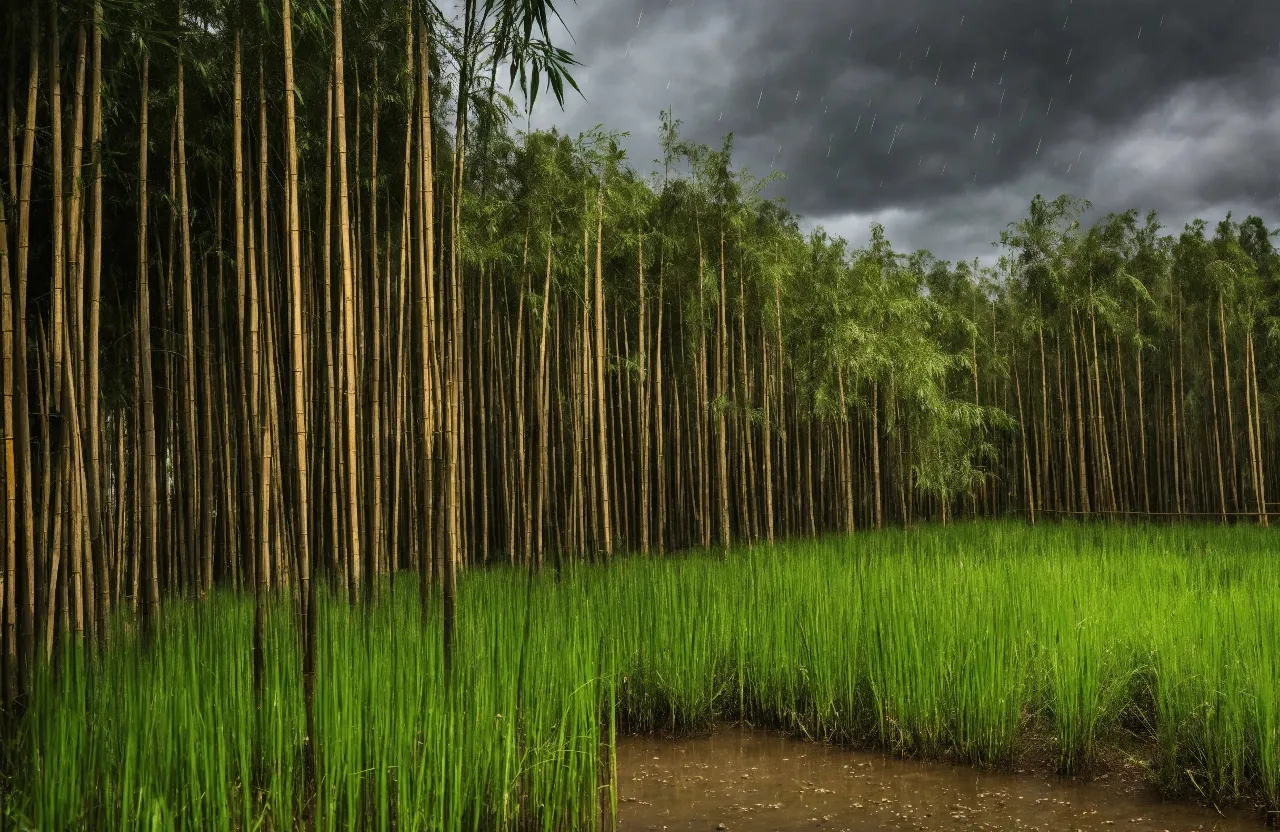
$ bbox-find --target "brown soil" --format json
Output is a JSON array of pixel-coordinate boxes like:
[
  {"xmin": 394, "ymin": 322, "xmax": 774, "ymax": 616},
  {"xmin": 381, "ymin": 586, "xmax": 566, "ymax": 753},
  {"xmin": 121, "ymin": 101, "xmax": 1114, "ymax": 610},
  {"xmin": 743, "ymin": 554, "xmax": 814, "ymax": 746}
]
[{"xmin": 615, "ymin": 726, "xmax": 1269, "ymax": 832}]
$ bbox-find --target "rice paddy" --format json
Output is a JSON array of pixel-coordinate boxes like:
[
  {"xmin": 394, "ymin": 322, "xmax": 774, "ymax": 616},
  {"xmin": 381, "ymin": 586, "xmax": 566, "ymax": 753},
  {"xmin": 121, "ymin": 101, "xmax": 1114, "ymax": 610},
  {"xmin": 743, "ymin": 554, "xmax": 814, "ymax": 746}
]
[{"xmin": 4, "ymin": 522, "xmax": 1280, "ymax": 830}]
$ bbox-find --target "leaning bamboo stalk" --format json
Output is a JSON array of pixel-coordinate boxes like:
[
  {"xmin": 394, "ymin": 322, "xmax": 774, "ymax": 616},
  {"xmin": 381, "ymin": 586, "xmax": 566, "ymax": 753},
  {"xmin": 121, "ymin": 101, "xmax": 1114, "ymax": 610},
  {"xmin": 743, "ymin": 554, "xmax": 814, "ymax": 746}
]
[
  {"xmin": 15, "ymin": 1, "xmax": 40, "ymax": 687},
  {"xmin": 1, "ymin": 177, "xmax": 16, "ymax": 699},
  {"xmin": 333, "ymin": 0, "xmax": 360, "ymax": 601}
]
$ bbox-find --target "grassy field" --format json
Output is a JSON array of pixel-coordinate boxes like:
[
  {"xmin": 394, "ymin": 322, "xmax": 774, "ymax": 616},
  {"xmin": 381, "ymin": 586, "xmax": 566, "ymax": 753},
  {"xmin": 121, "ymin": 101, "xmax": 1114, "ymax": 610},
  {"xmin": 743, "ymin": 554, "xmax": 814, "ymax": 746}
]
[{"xmin": 5, "ymin": 522, "xmax": 1280, "ymax": 829}]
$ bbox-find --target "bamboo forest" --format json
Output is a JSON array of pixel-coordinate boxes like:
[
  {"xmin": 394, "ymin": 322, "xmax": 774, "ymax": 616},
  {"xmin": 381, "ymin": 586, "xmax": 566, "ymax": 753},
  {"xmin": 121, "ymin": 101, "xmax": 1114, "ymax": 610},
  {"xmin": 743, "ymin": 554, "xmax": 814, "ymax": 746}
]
[{"xmin": 0, "ymin": 0, "xmax": 1278, "ymax": 828}]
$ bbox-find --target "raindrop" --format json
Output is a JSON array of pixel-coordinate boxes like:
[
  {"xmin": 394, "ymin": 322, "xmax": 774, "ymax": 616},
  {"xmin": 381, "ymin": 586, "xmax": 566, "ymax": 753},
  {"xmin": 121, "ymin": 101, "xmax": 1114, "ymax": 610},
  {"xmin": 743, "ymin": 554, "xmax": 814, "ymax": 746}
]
[
  {"xmin": 757, "ymin": 89, "xmax": 763, "ymax": 108},
  {"xmin": 854, "ymin": 114, "xmax": 862, "ymax": 132},
  {"xmin": 973, "ymin": 124, "xmax": 979, "ymax": 140},
  {"xmin": 1158, "ymin": 13, "xmax": 1164, "ymax": 26},
  {"xmin": 1046, "ymin": 98, "xmax": 1052, "ymax": 115},
  {"xmin": 835, "ymin": 167, "xmax": 841, "ymax": 180},
  {"xmin": 1002, "ymin": 49, "xmax": 1007, "ymax": 61},
  {"xmin": 794, "ymin": 90, "xmax": 801, "ymax": 103},
  {"xmin": 971, "ymin": 62, "xmax": 977, "ymax": 78},
  {"xmin": 718, "ymin": 112, "xmax": 723, "ymax": 122},
  {"xmin": 998, "ymin": 74, "xmax": 1003, "ymax": 85},
  {"xmin": 636, "ymin": 10, "xmax": 643, "ymax": 27},
  {"xmin": 1137, "ymin": 26, "xmax": 1142, "ymax": 40},
  {"xmin": 1035, "ymin": 136, "xmax": 1042, "ymax": 154},
  {"xmin": 1065, "ymin": 48, "xmax": 1072, "ymax": 65},
  {"xmin": 1062, "ymin": 15, "xmax": 1068, "ymax": 30},
  {"xmin": 960, "ymin": 14, "xmax": 964, "ymax": 25},
  {"xmin": 941, "ymin": 162, "xmax": 947, "ymax": 175},
  {"xmin": 935, "ymin": 63, "xmax": 943, "ymax": 85},
  {"xmin": 624, "ymin": 42, "xmax": 630, "ymax": 58},
  {"xmin": 925, "ymin": 45, "xmax": 931, "ymax": 58},
  {"xmin": 1067, "ymin": 74, "xmax": 1073, "ymax": 84},
  {"xmin": 667, "ymin": 79, "xmax": 672, "ymax": 90},
  {"xmin": 869, "ymin": 113, "xmax": 876, "ymax": 132},
  {"xmin": 848, "ymin": 28, "xmax": 853, "ymax": 40}
]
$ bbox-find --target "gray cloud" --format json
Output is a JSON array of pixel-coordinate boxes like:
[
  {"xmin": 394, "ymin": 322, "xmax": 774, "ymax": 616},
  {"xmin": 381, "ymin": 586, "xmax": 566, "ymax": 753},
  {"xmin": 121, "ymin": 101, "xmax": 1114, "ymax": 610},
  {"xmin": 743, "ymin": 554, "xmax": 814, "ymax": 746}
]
[{"xmin": 529, "ymin": 0, "xmax": 1280, "ymax": 262}]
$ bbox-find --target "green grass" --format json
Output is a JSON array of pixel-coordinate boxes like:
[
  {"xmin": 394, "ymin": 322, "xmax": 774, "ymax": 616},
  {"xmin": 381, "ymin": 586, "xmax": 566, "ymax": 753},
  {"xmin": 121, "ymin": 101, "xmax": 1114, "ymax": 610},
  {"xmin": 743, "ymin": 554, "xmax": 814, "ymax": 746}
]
[{"xmin": 4, "ymin": 522, "xmax": 1280, "ymax": 829}]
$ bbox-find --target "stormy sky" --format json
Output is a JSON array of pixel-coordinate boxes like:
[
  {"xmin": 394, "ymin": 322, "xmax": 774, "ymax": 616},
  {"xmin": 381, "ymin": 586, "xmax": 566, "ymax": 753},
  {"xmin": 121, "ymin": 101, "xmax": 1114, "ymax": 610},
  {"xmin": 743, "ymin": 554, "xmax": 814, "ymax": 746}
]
[{"xmin": 523, "ymin": 0, "xmax": 1280, "ymax": 265}]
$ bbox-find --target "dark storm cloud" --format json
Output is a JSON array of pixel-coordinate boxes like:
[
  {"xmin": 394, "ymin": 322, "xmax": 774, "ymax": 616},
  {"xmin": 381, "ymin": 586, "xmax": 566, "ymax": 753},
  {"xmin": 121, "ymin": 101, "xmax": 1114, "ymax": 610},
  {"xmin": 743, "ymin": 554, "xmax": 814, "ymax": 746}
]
[{"xmin": 529, "ymin": 0, "xmax": 1280, "ymax": 261}]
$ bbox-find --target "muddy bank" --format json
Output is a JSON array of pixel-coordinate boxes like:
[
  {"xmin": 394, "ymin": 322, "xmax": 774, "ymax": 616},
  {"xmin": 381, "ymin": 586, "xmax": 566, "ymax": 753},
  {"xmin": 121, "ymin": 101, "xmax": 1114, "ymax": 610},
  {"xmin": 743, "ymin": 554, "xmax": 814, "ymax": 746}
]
[{"xmin": 616, "ymin": 727, "xmax": 1265, "ymax": 831}]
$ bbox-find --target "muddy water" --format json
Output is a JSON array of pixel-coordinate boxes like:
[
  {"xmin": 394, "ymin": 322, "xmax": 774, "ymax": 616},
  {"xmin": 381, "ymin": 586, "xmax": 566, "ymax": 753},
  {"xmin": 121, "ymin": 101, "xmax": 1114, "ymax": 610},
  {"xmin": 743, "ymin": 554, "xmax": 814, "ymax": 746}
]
[{"xmin": 616, "ymin": 728, "xmax": 1264, "ymax": 832}]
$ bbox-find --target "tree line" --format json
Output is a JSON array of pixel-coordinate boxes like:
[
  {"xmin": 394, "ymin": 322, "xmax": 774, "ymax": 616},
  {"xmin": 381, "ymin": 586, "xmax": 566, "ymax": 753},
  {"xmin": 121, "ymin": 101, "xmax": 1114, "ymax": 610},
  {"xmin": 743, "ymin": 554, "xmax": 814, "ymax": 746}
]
[{"xmin": 0, "ymin": 0, "xmax": 1277, "ymax": 723}]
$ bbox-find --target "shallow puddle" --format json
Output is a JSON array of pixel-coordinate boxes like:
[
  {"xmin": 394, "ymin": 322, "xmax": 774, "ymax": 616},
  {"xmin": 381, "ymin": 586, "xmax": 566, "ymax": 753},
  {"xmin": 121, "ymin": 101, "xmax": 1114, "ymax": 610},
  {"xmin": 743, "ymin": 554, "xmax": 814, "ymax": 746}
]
[{"xmin": 615, "ymin": 727, "xmax": 1264, "ymax": 831}]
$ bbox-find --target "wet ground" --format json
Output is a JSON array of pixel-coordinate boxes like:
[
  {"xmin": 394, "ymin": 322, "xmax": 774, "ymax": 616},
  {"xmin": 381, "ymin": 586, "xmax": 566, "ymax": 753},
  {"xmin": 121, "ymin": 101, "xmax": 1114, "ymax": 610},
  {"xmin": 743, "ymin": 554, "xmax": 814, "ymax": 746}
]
[{"xmin": 615, "ymin": 727, "xmax": 1266, "ymax": 832}]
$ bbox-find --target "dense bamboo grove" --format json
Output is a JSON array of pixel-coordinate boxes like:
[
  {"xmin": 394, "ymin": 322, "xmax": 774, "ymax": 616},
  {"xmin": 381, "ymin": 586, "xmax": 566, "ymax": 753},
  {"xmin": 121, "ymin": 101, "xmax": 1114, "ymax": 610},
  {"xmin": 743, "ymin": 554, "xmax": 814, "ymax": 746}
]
[
  {"xmin": 1, "ymin": 0, "xmax": 1279, "ymax": 743},
  {"xmin": 7, "ymin": 524, "xmax": 1280, "ymax": 828}
]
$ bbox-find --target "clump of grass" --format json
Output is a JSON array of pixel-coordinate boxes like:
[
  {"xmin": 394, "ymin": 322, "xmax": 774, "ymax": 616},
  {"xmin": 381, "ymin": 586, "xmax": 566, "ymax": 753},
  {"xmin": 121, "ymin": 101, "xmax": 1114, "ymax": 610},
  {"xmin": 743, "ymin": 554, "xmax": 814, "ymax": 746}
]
[{"xmin": 6, "ymin": 522, "xmax": 1280, "ymax": 829}]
